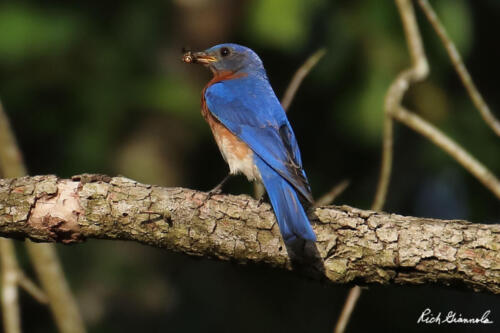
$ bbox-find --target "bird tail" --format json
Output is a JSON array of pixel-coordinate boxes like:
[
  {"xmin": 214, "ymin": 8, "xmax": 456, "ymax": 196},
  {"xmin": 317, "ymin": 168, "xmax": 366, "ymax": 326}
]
[{"xmin": 255, "ymin": 157, "xmax": 316, "ymax": 242}]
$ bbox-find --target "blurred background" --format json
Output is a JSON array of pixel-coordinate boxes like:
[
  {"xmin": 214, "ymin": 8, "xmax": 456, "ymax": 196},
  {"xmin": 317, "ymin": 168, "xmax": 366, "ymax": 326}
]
[{"xmin": 0, "ymin": 0, "xmax": 499, "ymax": 332}]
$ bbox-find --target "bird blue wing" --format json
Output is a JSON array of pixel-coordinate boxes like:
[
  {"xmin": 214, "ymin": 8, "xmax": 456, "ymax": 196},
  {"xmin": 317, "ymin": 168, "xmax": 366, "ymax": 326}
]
[{"xmin": 205, "ymin": 76, "xmax": 313, "ymax": 203}]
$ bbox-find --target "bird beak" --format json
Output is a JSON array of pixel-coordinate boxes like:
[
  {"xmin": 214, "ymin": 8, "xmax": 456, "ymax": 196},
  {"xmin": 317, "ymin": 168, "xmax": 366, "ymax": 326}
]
[{"xmin": 182, "ymin": 51, "xmax": 217, "ymax": 64}]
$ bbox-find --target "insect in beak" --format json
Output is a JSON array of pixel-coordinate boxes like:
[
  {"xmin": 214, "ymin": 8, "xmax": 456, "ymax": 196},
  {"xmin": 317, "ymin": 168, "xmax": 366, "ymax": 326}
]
[{"xmin": 182, "ymin": 50, "xmax": 217, "ymax": 64}]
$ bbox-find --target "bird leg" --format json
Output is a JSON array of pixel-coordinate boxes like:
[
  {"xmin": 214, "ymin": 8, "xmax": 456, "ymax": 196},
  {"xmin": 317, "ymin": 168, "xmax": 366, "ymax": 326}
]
[
  {"xmin": 208, "ymin": 174, "xmax": 232, "ymax": 196},
  {"xmin": 257, "ymin": 192, "xmax": 269, "ymax": 207},
  {"xmin": 197, "ymin": 174, "xmax": 232, "ymax": 209}
]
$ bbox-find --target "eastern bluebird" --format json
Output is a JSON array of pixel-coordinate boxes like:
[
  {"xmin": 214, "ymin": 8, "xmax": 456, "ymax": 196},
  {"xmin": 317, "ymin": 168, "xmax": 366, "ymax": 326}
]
[{"xmin": 183, "ymin": 43, "xmax": 316, "ymax": 243}]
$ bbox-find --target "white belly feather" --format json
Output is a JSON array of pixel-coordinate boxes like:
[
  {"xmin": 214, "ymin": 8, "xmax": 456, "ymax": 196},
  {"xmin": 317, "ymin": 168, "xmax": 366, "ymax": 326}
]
[
  {"xmin": 218, "ymin": 136, "xmax": 261, "ymax": 182},
  {"xmin": 204, "ymin": 108, "xmax": 261, "ymax": 182}
]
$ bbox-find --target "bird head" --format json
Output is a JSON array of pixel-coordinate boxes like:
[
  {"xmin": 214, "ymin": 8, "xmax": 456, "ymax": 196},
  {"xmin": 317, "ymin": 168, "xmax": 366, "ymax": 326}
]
[{"xmin": 182, "ymin": 43, "xmax": 265, "ymax": 76}]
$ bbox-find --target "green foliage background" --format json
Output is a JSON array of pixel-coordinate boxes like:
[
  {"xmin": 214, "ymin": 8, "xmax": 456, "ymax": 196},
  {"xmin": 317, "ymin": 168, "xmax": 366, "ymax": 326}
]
[{"xmin": 0, "ymin": 0, "xmax": 498, "ymax": 332}]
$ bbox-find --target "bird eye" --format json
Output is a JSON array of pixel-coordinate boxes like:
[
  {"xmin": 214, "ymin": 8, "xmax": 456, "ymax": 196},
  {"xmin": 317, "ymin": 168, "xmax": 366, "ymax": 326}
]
[{"xmin": 220, "ymin": 47, "xmax": 230, "ymax": 57}]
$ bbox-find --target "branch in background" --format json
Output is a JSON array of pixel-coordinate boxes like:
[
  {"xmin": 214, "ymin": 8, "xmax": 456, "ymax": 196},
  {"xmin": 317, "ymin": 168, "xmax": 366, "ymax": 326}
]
[
  {"xmin": 16, "ymin": 271, "xmax": 48, "ymax": 304},
  {"xmin": 417, "ymin": 0, "xmax": 500, "ymax": 137},
  {"xmin": 0, "ymin": 101, "xmax": 86, "ymax": 333},
  {"xmin": 0, "ymin": 175, "xmax": 498, "ymax": 294},
  {"xmin": 0, "ymin": 102, "xmax": 26, "ymax": 177},
  {"xmin": 356, "ymin": 1, "xmax": 431, "ymax": 331},
  {"xmin": 371, "ymin": 116, "xmax": 394, "ymax": 211},
  {"xmin": 372, "ymin": 0, "xmax": 429, "ymax": 212},
  {"xmin": 281, "ymin": 48, "xmax": 326, "ymax": 112},
  {"xmin": 26, "ymin": 243, "xmax": 86, "ymax": 333},
  {"xmin": 313, "ymin": 179, "xmax": 349, "ymax": 208},
  {"xmin": 394, "ymin": 107, "xmax": 500, "ymax": 199},
  {"xmin": 372, "ymin": 0, "xmax": 500, "ymax": 204},
  {"xmin": 0, "ymin": 101, "xmax": 25, "ymax": 333},
  {"xmin": 333, "ymin": 285, "xmax": 362, "ymax": 333},
  {"xmin": 0, "ymin": 238, "xmax": 21, "ymax": 333}
]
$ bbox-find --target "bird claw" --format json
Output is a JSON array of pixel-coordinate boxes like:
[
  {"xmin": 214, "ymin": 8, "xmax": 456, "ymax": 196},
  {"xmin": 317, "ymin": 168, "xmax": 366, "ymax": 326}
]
[
  {"xmin": 206, "ymin": 174, "xmax": 231, "ymax": 200},
  {"xmin": 198, "ymin": 182, "xmax": 226, "ymax": 208},
  {"xmin": 205, "ymin": 187, "xmax": 222, "ymax": 201},
  {"xmin": 208, "ymin": 186, "xmax": 223, "ymax": 196},
  {"xmin": 257, "ymin": 193, "xmax": 269, "ymax": 207}
]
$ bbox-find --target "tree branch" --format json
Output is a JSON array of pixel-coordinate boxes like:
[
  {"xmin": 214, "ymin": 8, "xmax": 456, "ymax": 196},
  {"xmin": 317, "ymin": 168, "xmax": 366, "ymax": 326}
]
[
  {"xmin": 0, "ymin": 175, "xmax": 498, "ymax": 294},
  {"xmin": 15, "ymin": 270, "xmax": 48, "ymax": 304},
  {"xmin": 334, "ymin": 285, "xmax": 362, "ymax": 333},
  {"xmin": 417, "ymin": 0, "xmax": 500, "ymax": 137},
  {"xmin": 372, "ymin": 0, "xmax": 429, "ymax": 211},
  {"xmin": 25, "ymin": 242, "xmax": 86, "ymax": 333},
  {"xmin": 393, "ymin": 106, "xmax": 500, "ymax": 198},
  {"xmin": 281, "ymin": 48, "xmax": 326, "ymax": 112},
  {"xmin": 0, "ymin": 238, "xmax": 21, "ymax": 333}
]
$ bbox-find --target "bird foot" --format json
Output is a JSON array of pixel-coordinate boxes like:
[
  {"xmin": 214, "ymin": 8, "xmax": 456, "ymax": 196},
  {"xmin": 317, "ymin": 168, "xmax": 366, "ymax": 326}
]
[
  {"xmin": 208, "ymin": 185, "xmax": 223, "ymax": 196},
  {"xmin": 197, "ymin": 178, "xmax": 228, "ymax": 208},
  {"xmin": 257, "ymin": 193, "xmax": 269, "ymax": 207},
  {"xmin": 206, "ymin": 174, "xmax": 231, "ymax": 199},
  {"xmin": 205, "ymin": 187, "xmax": 222, "ymax": 202}
]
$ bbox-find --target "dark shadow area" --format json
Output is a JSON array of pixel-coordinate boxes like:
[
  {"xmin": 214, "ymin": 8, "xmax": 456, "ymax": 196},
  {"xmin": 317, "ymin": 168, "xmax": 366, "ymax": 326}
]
[{"xmin": 286, "ymin": 238, "xmax": 327, "ymax": 283}]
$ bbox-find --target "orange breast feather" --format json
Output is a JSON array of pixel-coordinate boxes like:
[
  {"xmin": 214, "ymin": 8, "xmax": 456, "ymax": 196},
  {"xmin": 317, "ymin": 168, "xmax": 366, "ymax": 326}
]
[{"xmin": 201, "ymin": 75, "xmax": 260, "ymax": 181}]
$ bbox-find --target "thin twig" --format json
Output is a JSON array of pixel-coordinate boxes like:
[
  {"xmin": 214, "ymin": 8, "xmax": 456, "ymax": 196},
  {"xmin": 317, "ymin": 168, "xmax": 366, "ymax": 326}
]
[
  {"xmin": 372, "ymin": 0, "xmax": 429, "ymax": 211},
  {"xmin": 417, "ymin": 0, "xmax": 500, "ymax": 137},
  {"xmin": 0, "ymin": 238, "xmax": 21, "ymax": 333},
  {"xmin": 26, "ymin": 242, "xmax": 86, "ymax": 333},
  {"xmin": 313, "ymin": 179, "xmax": 349, "ymax": 208},
  {"xmin": 334, "ymin": 285, "xmax": 362, "ymax": 333},
  {"xmin": 371, "ymin": 116, "xmax": 394, "ymax": 211},
  {"xmin": 394, "ymin": 106, "xmax": 500, "ymax": 199},
  {"xmin": 281, "ymin": 48, "xmax": 326, "ymax": 112},
  {"xmin": 0, "ymin": 101, "xmax": 23, "ymax": 333},
  {"xmin": 377, "ymin": 0, "xmax": 500, "ymax": 202},
  {"xmin": 0, "ymin": 101, "xmax": 27, "ymax": 176},
  {"xmin": 17, "ymin": 270, "xmax": 49, "ymax": 304}
]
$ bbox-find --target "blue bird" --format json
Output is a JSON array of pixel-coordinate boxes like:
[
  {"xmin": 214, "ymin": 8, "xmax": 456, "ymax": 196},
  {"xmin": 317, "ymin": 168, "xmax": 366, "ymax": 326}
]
[{"xmin": 183, "ymin": 43, "xmax": 316, "ymax": 242}]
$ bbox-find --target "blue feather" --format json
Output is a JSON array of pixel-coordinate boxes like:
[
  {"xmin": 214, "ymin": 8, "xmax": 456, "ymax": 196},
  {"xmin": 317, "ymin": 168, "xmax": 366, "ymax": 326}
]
[
  {"xmin": 205, "ymin": 73, "xmax": 316, "ymax": 242},
  {"xmin": 254, "ymin": 155, "xmax": 316, "ymax": 242},
  {"xmin": 205, "ymin": 76, "xmax": 313, "ymax": 203}
]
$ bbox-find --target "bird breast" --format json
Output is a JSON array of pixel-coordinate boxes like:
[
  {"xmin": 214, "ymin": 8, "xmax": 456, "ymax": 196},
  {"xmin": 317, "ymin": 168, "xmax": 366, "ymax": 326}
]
[{"xmin": 203, "ymin": 109, "xmax": 261, "ymax": 182}]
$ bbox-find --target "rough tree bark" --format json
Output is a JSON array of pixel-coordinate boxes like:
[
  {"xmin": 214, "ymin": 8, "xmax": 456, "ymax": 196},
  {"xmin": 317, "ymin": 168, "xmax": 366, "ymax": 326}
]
[{"xmin": 0, "ymin": 175, "xmax": 498, "ymax": 294}]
